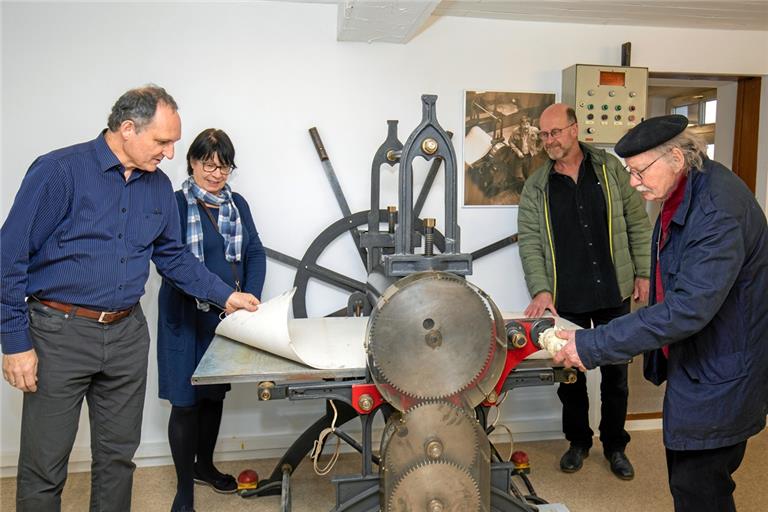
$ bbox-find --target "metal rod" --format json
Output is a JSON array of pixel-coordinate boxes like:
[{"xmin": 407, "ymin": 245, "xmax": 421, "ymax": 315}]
[
  {"xmin": 303, "ymin": 261, "xmax": 367, "ymax": 293},
  {"xmin": 265, "ymin": 247, "xmax": 302, "ymax": 267},
  {"xmin": 471, "ymin": 234, "xmax": 519, "ymax": 260},
  {"xmin": 308, "ymin": 127, "xmax": 367, "ymax": 267},
  {"xmin": 280, "ymin": 464, "xmax": 292, "ymax": 512},
  {"xmin": 332, "ymin": 428, "xmax": 381, "ymax": 466},
  {"xmin": 621, "ymin": 42, "xmax": 632, "ymax": 66},
  {"xmin": 266, "ymin": 247, "xmax": 368, "ymax": 294}
]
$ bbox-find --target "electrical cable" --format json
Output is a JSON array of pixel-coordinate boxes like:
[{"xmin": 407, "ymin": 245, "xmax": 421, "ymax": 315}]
[{"xmin": 311, "ymin": 400, "xmax": 341, "ymax": 476}]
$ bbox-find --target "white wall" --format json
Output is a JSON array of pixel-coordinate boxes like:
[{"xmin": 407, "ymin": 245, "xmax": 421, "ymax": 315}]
[
  {"xmin": 2, "ymin": 1, "xmax": 768, "ymax": 476},
  {"xmin": 715, "ymin": 82, "xmax": 739, "ymax": 169},
  {"xmin": 758, "ymin": 75, "xmax": 768, "ymax": 210}
]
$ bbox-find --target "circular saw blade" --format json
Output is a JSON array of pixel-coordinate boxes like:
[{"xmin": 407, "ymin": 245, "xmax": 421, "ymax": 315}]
[
  {"xmin": 387, "ymin": 460, "xmax": 481, "ymax": 512},
  {"xmin": 367, "ymin": 272, "xmax": 496, "ymax": 401},
  {"xmin": 382, "ymin": 401, "xmax": 483, "ymax": 475}
]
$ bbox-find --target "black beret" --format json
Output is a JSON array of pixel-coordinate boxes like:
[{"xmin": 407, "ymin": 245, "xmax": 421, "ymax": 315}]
[{"xmin": 615, "ymin": 114, "xmax": 688, "ymax": 158}]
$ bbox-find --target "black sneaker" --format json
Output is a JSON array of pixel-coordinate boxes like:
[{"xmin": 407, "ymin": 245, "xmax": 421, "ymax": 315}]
[{"xmin": 559, "ymin": 446, "xmax": 589, "ymax": 473}]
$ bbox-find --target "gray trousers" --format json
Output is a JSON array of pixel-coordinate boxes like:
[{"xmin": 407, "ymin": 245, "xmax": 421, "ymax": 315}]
[{"xmin": 17, "ymin": 301, "xmax": 150, "ymax": 512}]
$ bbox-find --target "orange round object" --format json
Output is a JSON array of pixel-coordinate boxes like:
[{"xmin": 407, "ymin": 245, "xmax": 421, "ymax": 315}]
[{"xmin": 237, "ymin": 469, "xmax": 259, "ymax": 490}]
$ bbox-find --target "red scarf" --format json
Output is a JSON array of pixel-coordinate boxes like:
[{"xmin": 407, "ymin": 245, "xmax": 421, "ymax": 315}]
[{"xmin": 656, "ymin": 174, "xmax": 688, "ymax": 358}]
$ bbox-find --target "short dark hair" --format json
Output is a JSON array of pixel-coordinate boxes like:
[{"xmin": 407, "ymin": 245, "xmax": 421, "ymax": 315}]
[
  {"xmin": 107, "ymin": 84, "xmax": 178, "ymax": 132},
  {"xmin": 566, "ymin": 107, "xmax": 577, "ymax": 124},
  {"xmin": 186, "ymin": 128, "xmax": 237, "ymax": 176}
]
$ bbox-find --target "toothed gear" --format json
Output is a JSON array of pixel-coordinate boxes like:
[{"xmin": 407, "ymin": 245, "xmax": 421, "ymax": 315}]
[
  {"xmin": 387, "ymin": 460, "xmax": 481, "ymax": 512},
  {"xmin": 381, "ymin": 401, "xmax": 483, "ymax": 475},
  {"xmin": 366, "ymin": 272, "xmax": 500, "ymax": 402}
]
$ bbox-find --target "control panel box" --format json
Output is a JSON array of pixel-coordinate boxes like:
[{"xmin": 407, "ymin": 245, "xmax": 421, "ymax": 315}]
[{"xmin": 562, "ymin": 64, "xmax": 648, "ymax": 144}]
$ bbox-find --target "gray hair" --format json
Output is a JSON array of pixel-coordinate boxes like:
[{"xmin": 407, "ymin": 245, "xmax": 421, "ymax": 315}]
[
  {"xmin": 654, "ymin": 129, "xmax": 708, "ymax": 172},
  {"xmin": 107, "ymin": 85, "xmax": 178, "ymax": 132}
]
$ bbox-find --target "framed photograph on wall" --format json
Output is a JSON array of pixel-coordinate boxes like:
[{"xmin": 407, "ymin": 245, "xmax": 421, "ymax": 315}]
[{"xmin": 463, "ymin": 90, "xmax": 556, "ymax": 206}]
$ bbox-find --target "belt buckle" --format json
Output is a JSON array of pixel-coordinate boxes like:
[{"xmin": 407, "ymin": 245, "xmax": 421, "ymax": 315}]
[{"xmin": 98, "ymin": 311, "xmax": 112, "ymax": 323}]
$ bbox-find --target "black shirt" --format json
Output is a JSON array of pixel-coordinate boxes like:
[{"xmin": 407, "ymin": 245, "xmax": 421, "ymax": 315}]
[{"xmin": 548, "ymin": 154, "xmax": 622, "ymax": 313}]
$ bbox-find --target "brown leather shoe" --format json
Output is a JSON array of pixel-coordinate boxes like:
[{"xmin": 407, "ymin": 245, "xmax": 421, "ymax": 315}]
[
  {"xmin": 560, "ymin": 446, "xmax": 589, "ymax": 473},
  {"xmin": 607, "ymin": 451, "xmax": 635, "ymax": 480}
]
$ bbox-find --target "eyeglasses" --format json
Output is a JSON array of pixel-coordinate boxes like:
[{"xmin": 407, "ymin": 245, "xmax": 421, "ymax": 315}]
[
  {"xmin": 538, "ymin": 122, "xmax": 575, "ymax": 141},
  {"xmin": 201, "ymin": 161, "xmax": 234, "ymax": 175},
  {"xmin": 623, "ymin": 150, "xmax": 670, "ymax": 181}
]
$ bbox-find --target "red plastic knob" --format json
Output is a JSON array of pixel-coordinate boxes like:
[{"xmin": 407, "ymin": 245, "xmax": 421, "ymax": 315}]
[
  {"xmin": 511, "ymin": 451, "xmax": 529, "ymax": 465},
  {"xmin": 238, "ymin": 469, "xmax": 259, "ymax": 487}
]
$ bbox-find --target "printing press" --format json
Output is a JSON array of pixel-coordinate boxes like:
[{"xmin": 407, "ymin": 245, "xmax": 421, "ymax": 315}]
[{"xmin": 193, "ymin": 95, "xmax": 577, "ymax": 512}]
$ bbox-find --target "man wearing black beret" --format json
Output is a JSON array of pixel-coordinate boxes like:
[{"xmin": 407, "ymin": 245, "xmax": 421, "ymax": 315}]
[{"xmin": 554, "ymin": 114, "xmax": 768, "ymax": 511}]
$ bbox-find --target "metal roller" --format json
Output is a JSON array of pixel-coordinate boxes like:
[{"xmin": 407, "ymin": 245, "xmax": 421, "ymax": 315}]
[
  {"xmin": 380, "ymin": 400, "xmax": 486, "ymax": 476},
  {"xmin": 387, "ymin": 460, "xmax": 482, "ymax": 512},
  {"xmin": 366, "ymin": 272, "xmax": 507, "ymax": 409}
]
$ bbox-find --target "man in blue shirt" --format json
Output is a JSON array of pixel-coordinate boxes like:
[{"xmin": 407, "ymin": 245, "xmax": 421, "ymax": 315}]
[{"xmin": 0, "ymin": 85, "xmax": 260, "ymax": 511}]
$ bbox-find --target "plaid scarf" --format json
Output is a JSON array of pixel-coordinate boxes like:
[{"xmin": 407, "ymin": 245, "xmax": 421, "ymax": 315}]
[{"xmin": 182, "ymin": 177, "xmax": 242, "ymax": 263}]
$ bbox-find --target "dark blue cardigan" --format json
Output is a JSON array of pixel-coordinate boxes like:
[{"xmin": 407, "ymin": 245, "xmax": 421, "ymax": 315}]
[{"xmin": 157, "ymin": 190, "xmax": 266, "ymax": 406}]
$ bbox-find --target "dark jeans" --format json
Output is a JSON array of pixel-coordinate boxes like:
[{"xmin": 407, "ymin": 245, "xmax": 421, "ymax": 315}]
[
  {"xmin": 17, "ymin": 301, "xmax": 150, "ymax": 512},
  {"xmin": 666, "ymin": 441, "xmax": 747, "ymax": 512},
  {"xmin": 557, "ymin": 300, "xmax": 631, "ymax": 455}
]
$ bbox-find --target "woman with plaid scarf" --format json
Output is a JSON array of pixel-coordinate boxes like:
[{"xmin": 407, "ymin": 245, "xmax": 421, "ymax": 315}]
[{"xmin": 157, "ymin": 129, "xmax": 266, "ymax": 512}]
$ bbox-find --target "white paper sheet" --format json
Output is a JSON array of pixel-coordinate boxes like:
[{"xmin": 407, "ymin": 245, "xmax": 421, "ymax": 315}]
[{"xmin": 215, "ymin": 288, "xmax": 368, "ymax": 370}]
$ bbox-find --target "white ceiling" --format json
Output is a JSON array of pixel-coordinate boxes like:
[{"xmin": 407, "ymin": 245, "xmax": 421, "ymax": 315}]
[
  {"xmin": 328, "ymin": 0, "xmax": 768, "ymax": 43},
  {"xmin": 24, "ymin": 1, "xmax": 768, "ymax": 42},
  {"xmin": 435, "ymin": 1, "xmax": 768, "ymax": 31}
]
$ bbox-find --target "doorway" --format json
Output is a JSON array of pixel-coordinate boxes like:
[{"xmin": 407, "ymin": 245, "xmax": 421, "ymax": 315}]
[{"xmin": 625, "ymin": 73, "xmax": 762, "ymax": 421}]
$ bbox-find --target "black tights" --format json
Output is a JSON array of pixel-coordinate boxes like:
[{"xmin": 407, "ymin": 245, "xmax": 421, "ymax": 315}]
[{"xmin": 168, "ymin": 399, "xmax": 226, "ymax": 511}]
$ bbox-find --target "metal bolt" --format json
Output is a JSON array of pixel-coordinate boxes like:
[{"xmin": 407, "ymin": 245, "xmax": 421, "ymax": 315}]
[
  {"xmin": 487, "ymin": 391, "xmax": 498, "ymax": 403},
  {"xmin": 424, "ymin": 329, "xmax": 443, "ymax": 349},
  {"xmin": 422, "ymin": 138, "xmax": 438, "ymax": 155},
  {"xmin": 423, "ymin": 218, "xmax": 436, "ymax": 256},
  {"xmin": 388, "ymin": 206, "xmax": 397, "ymax": 233},
  {"xmin": 258, "ymin": 381, "xmax": 275, "ymax": 401},
  {"xmin": 428, "ymin": 499, "xmax": 444, "ymax": 512},
  {"xmin": 509, "ymin": 332, "xmax": 527, "ymax": 349},
  {"xmin": 358, "ymin": 394, "xmax": 374, "ymax": 412},
  {"xmin": 386, "ymin": 149, "xmax": 401, "ymax": 162},
  {"xmin": 425, "ymin": 440, "xmax": 443, "ymax": 459}
]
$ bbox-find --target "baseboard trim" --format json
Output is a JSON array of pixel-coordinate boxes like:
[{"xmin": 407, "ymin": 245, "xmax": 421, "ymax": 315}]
[{"xmin": 626, "ymin": 412, "xmax": 663, "ymax": 421}]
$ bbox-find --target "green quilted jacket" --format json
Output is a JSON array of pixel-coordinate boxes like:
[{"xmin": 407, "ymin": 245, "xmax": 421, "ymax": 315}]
[{"xmin": 518, "ymin": 143, "xmax": 652, "ymax": 304}]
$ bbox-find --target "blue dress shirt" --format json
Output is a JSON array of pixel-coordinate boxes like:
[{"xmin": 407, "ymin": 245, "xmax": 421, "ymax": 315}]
[{"xmin": 1, "ymin": 132, "xmax": 233, "ymax": 354}]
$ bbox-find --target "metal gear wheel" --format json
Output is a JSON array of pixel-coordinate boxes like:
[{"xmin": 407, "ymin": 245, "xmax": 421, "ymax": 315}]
[
  {"xmin": 381, "ymin": 400, "xmax": 484, "ymax": 475},
  {"xmin": 366, "ymin": 272, "xmax": 501, "ymax": 402},
  {"xmin": 387, "ymin": 460, "xmax": 481, "ymax": 512}
]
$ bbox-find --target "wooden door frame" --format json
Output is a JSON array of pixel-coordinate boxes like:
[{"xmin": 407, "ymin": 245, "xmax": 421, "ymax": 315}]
[{"xmin": 649, "ymin": 72, "xmax": 761, "ymax": 193}]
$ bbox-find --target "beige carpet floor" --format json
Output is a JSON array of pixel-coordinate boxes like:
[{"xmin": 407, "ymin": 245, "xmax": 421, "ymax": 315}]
[{"xmin": 2, "ymin": 429, "xmax": 766, "ymax": 511}]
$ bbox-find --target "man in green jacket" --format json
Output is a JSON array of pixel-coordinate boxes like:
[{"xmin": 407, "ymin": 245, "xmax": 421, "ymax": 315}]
[{"xmin": 518, "ymin": 103, "xmax": 651, "ymax": 480}]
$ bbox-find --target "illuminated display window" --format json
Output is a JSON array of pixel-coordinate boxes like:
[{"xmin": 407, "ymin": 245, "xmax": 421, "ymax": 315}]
[{"xmin": 599, "ymin": 71, "xmax": 626, "ymax": 87}]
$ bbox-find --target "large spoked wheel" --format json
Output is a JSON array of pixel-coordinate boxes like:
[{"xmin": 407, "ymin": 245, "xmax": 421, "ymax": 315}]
[{"xmin": 291, "ymin": 209, "xmax": 445, "ymax": 318}]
